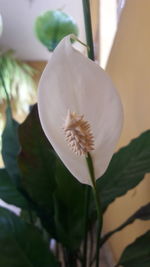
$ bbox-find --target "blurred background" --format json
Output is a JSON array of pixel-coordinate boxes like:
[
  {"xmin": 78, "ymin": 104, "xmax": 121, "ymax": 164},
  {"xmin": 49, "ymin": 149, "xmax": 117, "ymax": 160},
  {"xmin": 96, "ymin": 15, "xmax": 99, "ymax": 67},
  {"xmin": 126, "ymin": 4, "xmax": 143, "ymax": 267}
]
[{"xmin": 0, "ymin": 0, "xmax": 150, "ymax": 264}]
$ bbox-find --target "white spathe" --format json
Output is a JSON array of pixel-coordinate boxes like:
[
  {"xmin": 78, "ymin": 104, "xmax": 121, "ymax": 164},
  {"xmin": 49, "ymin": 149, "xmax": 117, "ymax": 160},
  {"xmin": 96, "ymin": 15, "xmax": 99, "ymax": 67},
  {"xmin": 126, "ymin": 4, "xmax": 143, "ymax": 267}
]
[{"xmin": 38, "ymin": 35, "xmax": 123, "ymax": 185}]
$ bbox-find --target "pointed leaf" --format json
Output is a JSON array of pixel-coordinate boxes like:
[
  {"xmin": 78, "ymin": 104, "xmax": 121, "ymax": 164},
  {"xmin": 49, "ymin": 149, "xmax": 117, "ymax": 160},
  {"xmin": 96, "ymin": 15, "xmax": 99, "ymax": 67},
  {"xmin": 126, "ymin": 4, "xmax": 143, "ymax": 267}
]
[
  {"xmin": 116, "ymin": 231, "xmax": 150, "ymax": 267},
  {"xmin": 2, "ymin": 107, "xmax": 21, "ymax": 185},
  {"xmin": 0, "ymin": 207, "xmax": 59, "ymax": 267},
  {"xmin": 18, "ymin": 104, "xmax": 94, "ymax": 244},
  {"xmin": 54, "ymin": 159, "xmax": 88, "ymax": 249},
  {"xmin": 18, "ymin": 104, "xmax": 57, "ymax": 236},
  {"xmin": 0, "ymin": 168, "xmax": 28, "ymax": 208},
  {"xmin": 98, "ymin": 131, "xmax": 150, "ymax": 212},
  {"xmin": 131, "ymin": 202, "xmax": 150, "ymax": 220},
  {"xmin": 18, "ymin": 104, "xmax": 56, "ymax": 208}
]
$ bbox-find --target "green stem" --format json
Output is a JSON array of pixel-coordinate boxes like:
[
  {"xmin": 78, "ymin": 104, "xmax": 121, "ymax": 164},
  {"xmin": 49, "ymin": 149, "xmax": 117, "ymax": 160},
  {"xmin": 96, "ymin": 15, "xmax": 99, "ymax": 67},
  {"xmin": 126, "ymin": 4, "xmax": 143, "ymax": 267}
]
[
  {"xmin": 82, "ymin": 1, "xmax": 95, "ymax": 266},
  {"xmin": 82, "ymin": 0, "xmax": 95, "ymax": 61},
  {"xmin": 82, "ymin": 1, "xmax": 102, "ymax": 266},
  {"xmin": 86, "ymin": 153, "xmax": 103, "ymax": 267},
  {"xmin": 83, "ymin": 186, "xmax": 91, "ymax": 267}
]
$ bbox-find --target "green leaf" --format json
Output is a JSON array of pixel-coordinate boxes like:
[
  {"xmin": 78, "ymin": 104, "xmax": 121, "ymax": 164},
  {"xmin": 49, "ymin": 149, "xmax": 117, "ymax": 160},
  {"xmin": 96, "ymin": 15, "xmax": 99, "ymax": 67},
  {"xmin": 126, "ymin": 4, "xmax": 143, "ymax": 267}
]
[
  {"xmin": 0, "ymin": 168, "xmax": 28, "ymax": 209},
  {"xmin": 54, "ymin": 159, "xmax": 88, "ymax": 249},
  {"xmin": 116, "ymin": 231, "xmax": 150, "ymax": 267},
  {"xmin": 98, "ymin": 131, "xmax": 150, "ymax": 212},
  {"xmin": 34, "ymin": 10, "xmax": 78, "ymax": 51},
  {"xmin": 131, "ymin": 202, "xmax": 150, "ymax": 220},
  {"xmin": 18, "ymin": 104, "xmax": 57, "ymax": 235},
  {"xmin": 18, "ymin": 104, "xmax": 93, "ymax": 247},
  {"xmin": 0, "ymin": 206, "xmax": 59, "ymax": 267},
  {"xmin": 100, "ymin": 202, "xmax": 150, "ymax": 246},
  {"xmin": 0, "ymin": 51, "xmax": 35, "ymax": 114},
  {"xmin": 18, "ymin": 104, "xmax": 56, "ymax": 207},
  {"xmin": 2, "ymin": 107, "xmax": 21, "ymax": 185}
]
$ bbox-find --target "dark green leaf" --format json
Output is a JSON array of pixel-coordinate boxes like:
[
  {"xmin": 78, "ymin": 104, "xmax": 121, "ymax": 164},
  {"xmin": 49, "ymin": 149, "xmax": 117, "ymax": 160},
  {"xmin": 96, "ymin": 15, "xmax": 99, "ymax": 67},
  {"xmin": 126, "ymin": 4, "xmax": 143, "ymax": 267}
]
[
  {"xmin": 98, "ymin": 131, "xmax": 150, "ymax": 212},
  {"xmin": 18, "ymin": 104, "xmax": 94, "ymax": 247},
  {"xmin": 18, "ymin": 104, "xmax": 56, "ymax": 208},
  {"xmin": 116, "ymin": 231, "xmax": 150, "ymax": 267},
  {"xmin": 20, "ymin": 209, "xmax": 38, "ymax": 225},
  {"xmin": 2, "ymin": 107, "xmax": 21, "ymax": 185},
  {"xmin": 131, "ymin": 202, "xmax": 150, "ymax": 220},
  {"xmin": 0, "ymin": 206, "xmax": 59, "ymax": 267},
  {"xmin": 18, "ymin": 104, "xmax": 57, "ymax": 235},
  {"xmin": 54, "ymin": 159, "xmax": 88, "ymax": 249},
  {"xmin": 0, "ymin": 168, "xmax": 28, "ymax": 208},
  {"xmin": 100, "ymin": 202, "xmax": 150, "ymax": 246}
]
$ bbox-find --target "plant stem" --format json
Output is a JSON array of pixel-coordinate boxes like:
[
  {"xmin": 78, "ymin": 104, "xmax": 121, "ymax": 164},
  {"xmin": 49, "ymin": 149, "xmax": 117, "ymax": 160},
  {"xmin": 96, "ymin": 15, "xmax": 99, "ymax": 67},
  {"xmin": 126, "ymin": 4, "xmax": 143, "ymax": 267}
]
[
  {"xmin": 82, "ymin": 0, "xmax": 103, "ymax": 266},
  {"xmin": 92, "ymin": 188, "xmax": 102, "ymax": 267},
  {"xmin": 86, "ymin": 153, "xmax": 103, "ymax": 267},
  {"xmin": 82, "ymin": 1, "xmax": 96, "ymax": 266},
  {"xmin": 83, "ymin": 186, "xmax": 91, "ymax": 267},
  {"xmin": 82, "ymin": 0, "xmax": 95, "ymax": 61}
]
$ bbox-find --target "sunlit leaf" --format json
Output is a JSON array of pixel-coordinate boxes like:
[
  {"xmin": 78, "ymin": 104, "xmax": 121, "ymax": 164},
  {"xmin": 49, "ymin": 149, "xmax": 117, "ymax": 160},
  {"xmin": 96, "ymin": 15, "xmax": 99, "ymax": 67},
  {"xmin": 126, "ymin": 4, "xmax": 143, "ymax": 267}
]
[{"xmin": 0, "ymin": 51, "xmax": 35, "ymax": 113}]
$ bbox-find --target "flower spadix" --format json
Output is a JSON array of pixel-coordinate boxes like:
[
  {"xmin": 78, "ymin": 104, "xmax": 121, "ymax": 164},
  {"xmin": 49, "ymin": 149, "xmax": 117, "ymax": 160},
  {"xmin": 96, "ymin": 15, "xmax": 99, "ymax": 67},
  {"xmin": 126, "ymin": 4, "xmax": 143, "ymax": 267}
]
[
  {"xmin": 38, "ymin": 35, "xmax": 123, "ymax": 185},
  {"xmin": 63, "ymin": 109, "xmax": 94, "ymax": 156}
]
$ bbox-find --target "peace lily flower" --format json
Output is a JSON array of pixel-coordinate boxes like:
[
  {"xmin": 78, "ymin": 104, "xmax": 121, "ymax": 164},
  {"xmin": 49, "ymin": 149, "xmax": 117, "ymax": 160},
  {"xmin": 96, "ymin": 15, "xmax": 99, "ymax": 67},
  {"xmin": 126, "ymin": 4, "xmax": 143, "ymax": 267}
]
[{"xmin": 38, "ymin": 35, "xmax": 123, "ymax": 186}]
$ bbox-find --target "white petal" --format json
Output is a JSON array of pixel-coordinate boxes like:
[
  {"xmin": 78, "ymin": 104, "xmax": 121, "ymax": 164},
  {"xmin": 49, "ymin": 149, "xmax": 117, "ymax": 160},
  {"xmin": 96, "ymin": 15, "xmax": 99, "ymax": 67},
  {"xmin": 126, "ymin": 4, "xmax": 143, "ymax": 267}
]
[{"xmin": 38, "ymin": 35, "xmax": 123, "ymax": 185}]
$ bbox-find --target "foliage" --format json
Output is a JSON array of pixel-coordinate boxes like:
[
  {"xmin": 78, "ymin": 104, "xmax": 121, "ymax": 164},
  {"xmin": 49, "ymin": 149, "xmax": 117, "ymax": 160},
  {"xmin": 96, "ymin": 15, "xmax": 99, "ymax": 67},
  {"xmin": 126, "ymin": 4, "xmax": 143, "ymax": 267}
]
[
  {"xmin": 2, "ymin": 107, "xmax": 21, "ymax": 185},
  {"xmin": 0, "ymin": 168, "xmax": 28, "ymax": 209},
  {"xmin": 0, "ymin": 103, "xmax": 149, "ymax": 266},
  {"xmin": 100, "ymin": 202, "xmax": 150, "ymax": 247},
  {"xmin": 116, "ymin": 231, "xmax": 150, "ymax": 267},
  {"xmin": 0, "ymin": 206, "xmax": 59, "ymax": 267},
  {"xmin": 34, "ymin": 10, "xmax": 78, "ymax": 51},
  {"xmin": 98, "ymin": 130, "xmax": 150, "ymax": 212},
  {"xmin": 0, "ymin": 50, "xmax": 36, "ymax": 114},
  {"xmin": 18, "ymin": 105, "xmax": 88, "ymax": 249},
  {"xmin": 0, "ymin": 3, "xmax": 149, "ymax": 266}
]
